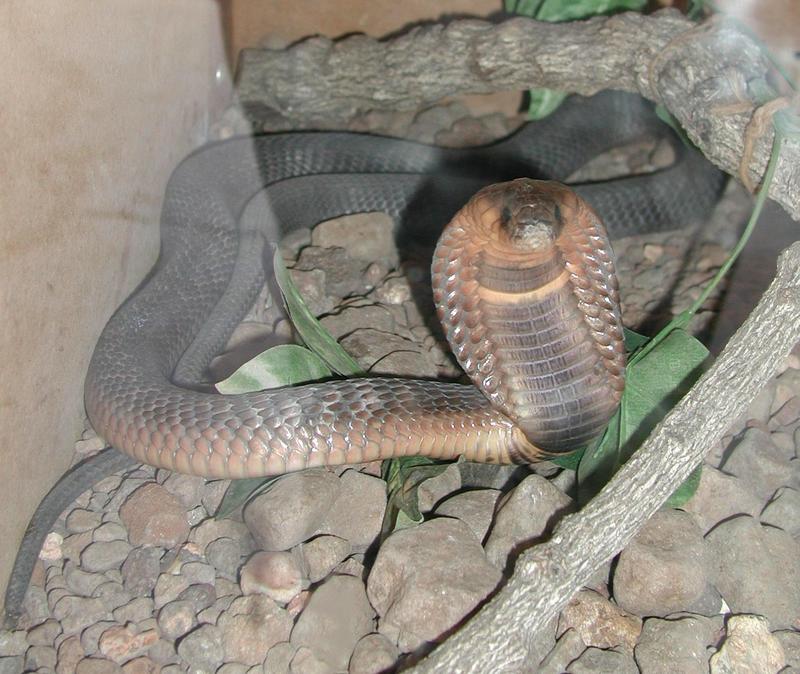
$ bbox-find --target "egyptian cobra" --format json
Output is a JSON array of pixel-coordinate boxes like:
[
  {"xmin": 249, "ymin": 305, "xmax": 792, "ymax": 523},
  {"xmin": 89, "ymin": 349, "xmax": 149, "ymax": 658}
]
[{"xmin": 3, "ymin": 92, "xmax": 725, "ymax": 624}]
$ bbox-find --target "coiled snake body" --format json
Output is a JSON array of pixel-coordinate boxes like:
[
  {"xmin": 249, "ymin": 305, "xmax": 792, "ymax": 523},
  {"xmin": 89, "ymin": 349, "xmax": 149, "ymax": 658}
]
[{"xmin": 3, "ymin": 92, "xmax": 725, "ymax": 624}]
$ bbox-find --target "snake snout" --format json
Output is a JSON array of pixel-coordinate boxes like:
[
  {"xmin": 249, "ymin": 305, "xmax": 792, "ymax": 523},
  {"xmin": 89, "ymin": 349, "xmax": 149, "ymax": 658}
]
[{"xmin": 499, "ymin": 179, "xmax": 566, "ymax": 251}]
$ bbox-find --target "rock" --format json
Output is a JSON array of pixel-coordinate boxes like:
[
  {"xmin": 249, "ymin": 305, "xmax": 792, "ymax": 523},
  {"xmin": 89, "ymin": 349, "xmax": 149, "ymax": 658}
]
[
  {"xmin": 175, "ymin": 624, "xmax": 224, "ymax": 673},
  {"xmin": 458, "ymin": 463, "xmax": 531, "ymax": 491},
  {"xmin": 157, "ymin": 599, "xmax": 197, "ymax": 640},
  {"xmin": 634, "ymin": 615, "xmax": 720, "ymax": 674},
  {"xmin": 80, "ymin": 540, "xmax": 132, "ymax": 573},
  {"xmin": 56, "ymin": 634, "xmax": 86, "ymax": 674},
  {"xmin": 263, "ymin": 641, "xmax": 295, "ymax": 674},
  {"xmin": 93, "ymin": 581, "xmax": 133, "ymax": 613},
  {"xmin": 706, "ymin": 516, "xmax": 800, "ymax": 629},
  {"xmin": 24, "ymin": 644, "xmax": 57, "ymax": 670},
  {"xmin": 179, "ymin": 561, "xmax": 215, "ymax": 586},
  {"xmin": 74, "ymin": 657, "xmax": 123, "ymax": 674},
  {"xmin": 66, "ymin": 508, "xmax": 102, "ymax": 534},
  {"xmin": 722, "ymin": 428, "xmax": 794, "ymax": 499},
  {"xmin": 566, "ymin": 646, "xmax": 638, "ymax": 673},
  {"xmin": 188, "ymin": 517, "xmax": 252, "ymax": 552},
  {"xmin": 218, "ymin": 595, "xmax": 293, "ymax": 666},
  {"xmin": 416, "ymin": 463, "xmax": 462, "ymax": 513},
  {"xmin": 93, "ymin": 522, "xmax": 128, "ymax": 543},
  {"xmin": 52, "ymin": 596, "xmax": 111, "ymax": 635},
  {"xmin": 291, "ymin": 575, "xmax": 375, "ymax": 671},
  {"xmin": 0, "ymin": 656, "xmax": 23, "ymax": 674},
  {"xmin": 312, "ymin": 213, "xmax": 397, "ymax": 265},
  {"xmin": 97, "ymin": 625, "xmax": 158, "ymax": 664},
  {"xmin": 316, "ymin": 470, "xmax": 386, "ymax": 552},
  {"xmin": 121, "ymin": 656, "xmax": 159, "ymax": 673},
  {"xmin": 339, "ymin": 329, "xmax": 437, "ymax": 377},
  {"xmin": 774, "ymin": 630, "xmax": 800, "ymax": 669},
  {"xmin": 118, "ymin": 483, "xmax": 189, "ymax": 549},
  {"xmin": 175, "ymin": 583, "xmax": 217, "ymax": 613},
  {"xmin": 483, "ymin": 475, "xmax": 574, "ymax": 570},
  {"xmin": 113, "ymin": 597, "xmax": 155, "ymax": 625},
  {"xmin": 760, "ymin": 487, "xmax": 800, "ymax": 538},
  {"xmin": 682, "ymin": 464, "xmax": 762, "ymax": 534},
  {"xmin": 121, "ymin": 547, "xmax": 162, "ymax": 597},
  {"xmin": 434, "ymin": 489, "xmax": 501, "ymax": 543},
  {"xmin": 300, "ymin": 535, "xmax": 352, "ymax": 583},
  {"xmin": 539, "ymin": 629, "xmax": 587, "ymax": 674},
  {"xmin": 205, "ymin": 536, "xmax": 244, "ymax": 580},
  {"xmin": 348, "ymin": 633, "xmax": 399, "ymax": 674},
  {"xmin": 240, "ymin": 551, "xmax": 303, "ymax": 604},
  {"xmin": 557, "ymin": 590, "xmax": 642, "ymax": 654},
  {"xmin": 287, "ymin": 268, "xmax": 334, "ymax": 316},
  {"xmin": 81, "ymin": 620, "xmax": 117, "ymax": 655},
  {"xmin": 160, "ymin": 473, "xmax": 206, "ymax": 510},
  {"xmin": 367, "ymin": 517, "xmax": 501, "ymax": 651},
  {"xmin": 319, "ymin": 303, "xmax": 396, "ymax": 340},
  {"xmin": 709, "ymin": 615, "xmax": 785, "ymax": 673},
  {"xmin": 0, "ymin": 630, "xmax": 26, "ymax": 656},
  {"xmin": 371, "ymin": 275, "xmax": 412, "ymax": 305},
  {"xmin": 152, "ymin": 573, "xmax": 190, "ymax": 610},
  {"xmin": 243, "ymin": 469, "xmax": 340, "ymax": 551},
  {"xmin": 290, "ymin": 646, "xmax": 333, "ymax": 674},
  {"xmin": 26, "ymin": 619, "xmax": 62, "ymax": 646},
  {"xmin": 294, "ymin": 246, "xmax": 367, "ymax": 299},
  {"xmin": 612, "ymin": 509, "xmax": 713, "ymax": 617}
]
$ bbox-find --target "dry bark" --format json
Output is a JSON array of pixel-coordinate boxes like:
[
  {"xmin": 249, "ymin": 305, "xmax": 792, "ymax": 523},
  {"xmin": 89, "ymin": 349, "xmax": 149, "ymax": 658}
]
[
  {"xmin": 408, "ymin": 242, "xmax": 800, "ymax": 672},
  {"xmin": 237, "ymin": 9, "xmax": 800, "ymax": 221}
]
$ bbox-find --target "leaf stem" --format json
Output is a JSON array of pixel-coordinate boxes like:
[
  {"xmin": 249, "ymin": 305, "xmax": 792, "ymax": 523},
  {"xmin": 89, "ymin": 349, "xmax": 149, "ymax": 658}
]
[{"xmin": 630, "ymin": 124, "xmax": 785, "ymax": 366}]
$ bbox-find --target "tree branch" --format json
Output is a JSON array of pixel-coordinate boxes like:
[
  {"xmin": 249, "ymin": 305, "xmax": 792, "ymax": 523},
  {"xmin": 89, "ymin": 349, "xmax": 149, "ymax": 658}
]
[
  {"xmin": 408, "ymin": 242, "xmax": 800, "ymax": 672},
  {"xmin": 236, "ymin": 9, "xmax": 799, "ymax": 221}
]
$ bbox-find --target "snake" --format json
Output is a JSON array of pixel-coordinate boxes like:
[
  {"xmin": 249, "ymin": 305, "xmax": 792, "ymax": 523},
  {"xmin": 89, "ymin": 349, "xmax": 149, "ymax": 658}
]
[{"xmin": 3, "ymin": 92, "xmax": 725, "ymax": 625}]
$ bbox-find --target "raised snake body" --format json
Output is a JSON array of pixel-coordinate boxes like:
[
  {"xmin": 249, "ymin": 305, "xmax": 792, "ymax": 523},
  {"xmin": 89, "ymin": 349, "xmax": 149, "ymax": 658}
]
[{"xmin": 3, "ymin": 92, "xmax": 725, "ymax": 624}]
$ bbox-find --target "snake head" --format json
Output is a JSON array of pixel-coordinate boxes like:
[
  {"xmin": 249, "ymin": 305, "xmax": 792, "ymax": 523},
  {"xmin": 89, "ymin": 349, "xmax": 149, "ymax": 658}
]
[{"xmin": 497, "ymin": 179, "xmax": 577, "ymax": 252}]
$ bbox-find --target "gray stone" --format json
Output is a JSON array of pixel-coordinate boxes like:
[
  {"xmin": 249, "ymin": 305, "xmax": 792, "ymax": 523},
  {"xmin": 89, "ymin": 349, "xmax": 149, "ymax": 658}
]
[
  {"xmin": 709, "ymin": 615, "xmax": 785, "ymax": 673},
  {"xmin": 634, "ymin": 615, "xmax": 719, "ymax": 674},
  {"xmin": 152, "ymin": 573, "xmax": 190, "ymax": 610},
  {"xmin": 539, "ymin": 629, "xmax": 586, "ymax": 674},
  {"xmin": 291, "ymin": 575, "xmax": 375, "ymax": 671},
  {"xmin": 312, "ymin": 213, "xmax": 397, "ymax": 265},
  {"xmin": 613, "ymin": 509, "xmax": 713, "ymax": 617},
  {"xmin": 557, "ymin": 590, "xmax": 641, "ymax": 654},
  {"xmin": 51, "ymin": 596, "xmax": 111, "ymax": 635},
  {"xmin": 24, "ymin": 645, "xmax": 57, "ymax": 671},
  {"xmin": 339, "ymin": 329, "xmax": 437, "ymax": 377},
  {"xmin": 483, "ymin": 475, "xmax": 574, "ymax": 570},
  {"xmin": 300, "ymin": 535, "xmax": 351, "ymax": 583},
  {"xmin": 319, "ymin": 303, "xmax": 396, "ymax": 340},
  {"xmin": 179, "ymin": 561, "xmax": 215, "ymax": 586},
  {"xmin": 240, "ymin": 551, "xmax": 303, "ymax": 604},
  {"xmin": 262, "ymin": 641, "xmax": 295, "ymax": 674},
  {"xmin": 121, "ymin": 547, "xmax": 162, "ymax": 597},
  {"xmin": 74, "ymin": 656, "xmax": 123, "ymax": 674},
  {"xmin": 287, "ymin": 268, "xmax": 334, "ymax": 316},
  {"xmin": 706, "ymin": 516, "xmax": 800, "ymax": 629},
  {"xmin": 175, "ymin": 583, "xmax": 216, "ymax": 613},
  {"xmin": 0, "ymin": 629, "xmax": 27, "ymax": 656},
  {"xmin": 774, "ymin": 630, "xmax": 800, "ymax": 669},
  {"xmin": 92, "ymin": 522, "xmax": 128, "ymax": 543},
  {"xmin": 26, "ymin": 619, "xmax": 62, "ymax": 647},
  {"xmin": 416, "ymin": 463, "xmax": 462, "ymax": 514},
  {"xmin": 0, "ymin": 656, "xmax": 23, "ymax": 674},
  {"xmin": 434, "ymin": 488, "xmax": 501, "ymax": 543},
  {"xmin": 289, "ymin": 646, "xmax": 334, "ymax": 674},
  {"xmin": 63, "ymin": 561, "xmax": 106, "ymax": 596},
  {"xmin": 367, "ymin": 517, "xmax": 501, "ymax": 652},
  {"xmin": 243, "ymin": 469, "xmax": 340, "ymax": 551},
  {"xmin": 294, "ymin": 246, "xmax": 367, "ymax": 299},
  {"xmin": 160, "ymin": 472, "xmax": 206, "ymax": 510},
  {"xmin": 80, "ymin": 620, "xmax": 117, "ymax": 655},
  {"xmin": 316, "ymin": 470, "xmax": 386, "ymax": 552},
  {"xmin": 683, "ymin": 464, "xmax": 762, "ymax": 534},
  {"xmin": 760, "ymin": 487, "xmax": 800, "ymax": 538},
  {"xmin": 722, "ymin": 427, "xmax": 794, "ymax": 499},
  {"xmin": 65, "ymin": 508, "xmax": 102, "ymax": 534},
  {"xmin": 218, "ymin": 595, "xmax": 293, "ymax": 666},
  {"xmin": 80, "ymin": 540, "xmax": 132, "ymax": 573},
  {"xmin": 92, "ymin": 581, "xmax": 131, "ymax": 612},
  {"xmin": 157, "ymin": 599, "xmax": 197, "ymax": 641},
  {"xmin": 118, "ymin": 482, "xmax": 189, "ymax": 549},
  {"xmin": 112, "ymin": 597, "xmax": 155, "ymax": 624},
  {"xmin": 567, "ymin": 647, "xmax": 638, "ymax": 673},
  {"xmin": 175, "ymin": 624, "xmax": 224, "ymax": 673},
  {"xmin": 205, "ymin": 536, "xmax": 243, "ymax": 580},
  {"xmin": 348, "ymin": 633, "xmax": 399, "ymax": 674}
]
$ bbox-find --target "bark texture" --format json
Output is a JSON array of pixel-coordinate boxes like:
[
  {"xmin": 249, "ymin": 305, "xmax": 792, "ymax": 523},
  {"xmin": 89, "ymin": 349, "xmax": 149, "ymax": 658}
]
[
  {"xmin": 237, "ymin": 9, "xmax": 799, "ymax": 221},
  {"xmin": 409, "ymin": 242, "xmax": 800, "ymax": 672}
]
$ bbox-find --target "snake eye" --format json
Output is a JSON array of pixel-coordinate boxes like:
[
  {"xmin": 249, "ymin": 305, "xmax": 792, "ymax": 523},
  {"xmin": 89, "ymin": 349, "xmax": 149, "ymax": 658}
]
[{"xmin": 500, "ymin": 206, "xmax": 512, "ymax": 227}]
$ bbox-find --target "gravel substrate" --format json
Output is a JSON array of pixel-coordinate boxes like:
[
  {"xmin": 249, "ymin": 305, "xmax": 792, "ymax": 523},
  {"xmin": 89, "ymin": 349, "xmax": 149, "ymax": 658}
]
[{"xmin": 2, "ymin": 102, "xmax": 797, "ymax": 674}]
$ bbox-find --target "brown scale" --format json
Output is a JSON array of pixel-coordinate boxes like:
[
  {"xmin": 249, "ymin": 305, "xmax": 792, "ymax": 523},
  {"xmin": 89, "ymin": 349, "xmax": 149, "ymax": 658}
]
[{"xmin": 431, "ymin": 178, "xmax": 626, "ymax": 456}]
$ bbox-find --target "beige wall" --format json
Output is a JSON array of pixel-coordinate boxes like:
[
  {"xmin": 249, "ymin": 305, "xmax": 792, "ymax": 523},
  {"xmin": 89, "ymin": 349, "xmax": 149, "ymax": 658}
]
[{"xmin": 0, "ymin": 1, "xmax": 229, "ymax": 604}]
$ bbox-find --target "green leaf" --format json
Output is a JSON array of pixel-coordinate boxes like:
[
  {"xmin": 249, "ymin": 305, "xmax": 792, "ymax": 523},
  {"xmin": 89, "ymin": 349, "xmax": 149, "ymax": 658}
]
[
  {"xmin": 665, "ymin": 462, "xmax": 702, "ymax": 509},
  {"xmin": 578, "ymin": 329, "xmax": 710, "ymax": 499},
  {"xmin": 507, "ymin": 0, "xmax": 646, "ymax": 21},
  {"xmin": 623, "ymin": 327, "xmax": 650, "ymax": 353},
  {"xmin": 273, "ymin": 249, "xmax": 362, "ymax": 376},
  {"xmin": 527, "ymin": 89, "xmax": 568, "ymax": 120},
  {"xmin": 550, "ymin": 447, "xmax": 585, "ymax": 470},
  {"xmin": 215, "ymin": 475, "xmax": 282, "ymax": 519},
  {"xmin": 216, "ymin": 344, "xmax": 332, "ymax": 394},
  {"xmin": 380, "ymin": 456, "xmax": 451, "ymax": 538}
]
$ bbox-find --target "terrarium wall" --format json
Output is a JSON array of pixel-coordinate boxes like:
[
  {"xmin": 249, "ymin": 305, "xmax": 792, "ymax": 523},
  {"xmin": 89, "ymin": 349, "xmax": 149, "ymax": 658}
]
[{"xmin": 0, "ymin": 0, "xmax": 500, "ymax": 615}]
